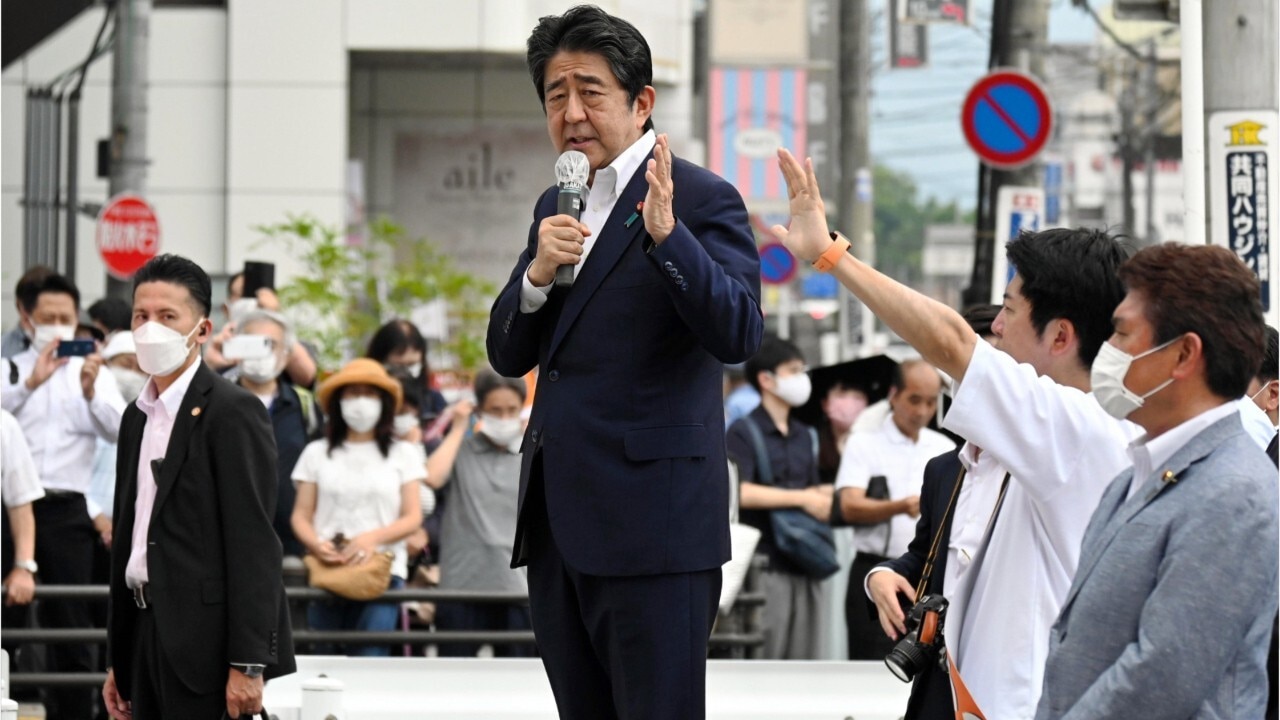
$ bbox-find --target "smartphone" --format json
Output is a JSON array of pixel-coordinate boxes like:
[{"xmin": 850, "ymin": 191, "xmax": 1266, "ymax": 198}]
[
  {"xmin": 222, "ymin": 334, "xmax": 274, "ymax": 360},
  {"xmin": 242, "ymin": 261, "xmax": 276, "ymax": 298},
  {"xmin": 56, "ymin": 339, "xmax": 96, "ymax": 358}
]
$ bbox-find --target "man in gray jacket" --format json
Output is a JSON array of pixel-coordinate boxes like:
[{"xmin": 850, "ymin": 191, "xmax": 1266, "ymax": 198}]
[{"xmin": 1036, "ymin": 243, "xmax": 1278, "ymax": 720}]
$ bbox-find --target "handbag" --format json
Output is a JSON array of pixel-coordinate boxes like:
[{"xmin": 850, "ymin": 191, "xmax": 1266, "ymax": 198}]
[
  {"xmin": 738, "ymin": 417, "xmax": 839, "ymax": 579},
  {"xmin": 303, "ymin": 549, "xmax": 394, "ymax": 601}
]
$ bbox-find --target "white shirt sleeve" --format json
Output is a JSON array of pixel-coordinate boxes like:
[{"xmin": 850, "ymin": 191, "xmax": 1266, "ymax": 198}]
[
  {"xmin": 87, "ymin": 362, "xmax": 126, "ymax": 442},
  {"xmin": 291, "ymin": 441, "xmax": 320, "ymax": 483},
  {"xmin": 1, "ymin": 411, "xmax": 44, "ymax": 507},
  {"xmin": 394, "ymin": 441, "xmax": 428, "ymax": 483},
  {"xmin": 519, "ymin": 268, "xmax": 553, "ymax": 314},
  {"xmin": 834, "ymin": 433, "xmax": 873, "ymax": 491},
  {"xmin": 942, "ymin": 340, "xmax": 1132, "ymax": 503}
]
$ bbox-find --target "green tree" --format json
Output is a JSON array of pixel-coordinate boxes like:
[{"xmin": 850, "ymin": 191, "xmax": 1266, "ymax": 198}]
[
  {"xmin": 255, "ymin": 214, "xmax": 495, "ymax": 373},
  {"xmin": 872, "ymin": 164, "xmax": 972, "ymax": 283}
]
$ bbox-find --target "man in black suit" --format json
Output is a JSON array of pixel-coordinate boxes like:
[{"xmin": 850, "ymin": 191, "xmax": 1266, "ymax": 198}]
[
  {"xmin": 486, "ymin": 7, "xmax": 762, "ymax": 719},
  {"xmin": 862, "ymin": 305, "xmax": 998, "ymax": 719},
  {"xmin": 102, "ymin": 255, "xmax": 295, "ymax": 719}
]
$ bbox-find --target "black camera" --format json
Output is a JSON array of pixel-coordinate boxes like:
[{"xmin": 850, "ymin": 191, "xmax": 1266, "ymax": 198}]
[{"xmin": 884, "ymin": 594, "xmax": 949, "ymax": 683}]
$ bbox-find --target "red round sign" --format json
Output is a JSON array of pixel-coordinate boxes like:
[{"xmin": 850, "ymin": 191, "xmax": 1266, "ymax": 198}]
[
  {"xmin": 960, "ymin": 70, "xmax": 1053, "ymax": 169},
  {"xmin": 96, "ymin": 193, "xmax": 160, "ymax": 279}
]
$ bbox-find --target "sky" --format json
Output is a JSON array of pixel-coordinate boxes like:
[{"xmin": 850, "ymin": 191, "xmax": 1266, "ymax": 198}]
[{"xmin": 870, "ymin": 0, "xmax": 1101, "ymax": 207}]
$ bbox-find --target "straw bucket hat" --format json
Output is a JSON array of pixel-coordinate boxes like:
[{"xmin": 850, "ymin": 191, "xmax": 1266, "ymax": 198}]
[{"xmin": 317, "ymin": 358, "xmax": 403, "ymax": 412}]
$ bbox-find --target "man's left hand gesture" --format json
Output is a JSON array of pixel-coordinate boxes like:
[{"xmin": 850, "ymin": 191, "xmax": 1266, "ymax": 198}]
[
  {"xmin": 225, "ymin": 667, "xmax": 264, "ymax": 718},
  {"xmin": 81, "ymin": 352, "xmax": 104, "ymax": 401},
  {"xmin": 643, "ymin": 133, "xmax": 676, "ymax": 244}
]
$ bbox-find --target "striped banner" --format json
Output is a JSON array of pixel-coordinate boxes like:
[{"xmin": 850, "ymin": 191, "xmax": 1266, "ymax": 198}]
[{"xmin": 708, "ymin": 67, "xmax": 808, "ymax": 203}]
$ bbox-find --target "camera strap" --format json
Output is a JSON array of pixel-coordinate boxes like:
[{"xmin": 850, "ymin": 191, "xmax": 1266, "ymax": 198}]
[
  {"xmin": 946, "ymin": 647, "xmax": 988, "ymax": 720},
  {"xmin": 914, "ymin": 465, "xmax": 966, "ymax": 600}
]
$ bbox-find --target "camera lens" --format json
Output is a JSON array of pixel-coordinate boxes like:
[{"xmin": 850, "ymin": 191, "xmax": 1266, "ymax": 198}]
[{"xmin": 885, "ymin": 635, "xmax": 931, "ymax": 683}]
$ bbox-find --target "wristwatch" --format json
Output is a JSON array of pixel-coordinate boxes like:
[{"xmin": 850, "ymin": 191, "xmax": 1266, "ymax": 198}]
[
  {"xmin": 812, "ymin": 232, "xmax": 851, "ymax": 272},
  {"xmin": 13, "ymin": 559, "xmax": 37, "ymax": 574},
  {"xmin": 230, "ymin": 664, "xmax": 265, "ymax": 679}
]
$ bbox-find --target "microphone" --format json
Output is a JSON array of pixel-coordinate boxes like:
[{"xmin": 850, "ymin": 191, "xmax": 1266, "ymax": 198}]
[{"xmin": 554, "ymin": 150, "xmax": 590, "ymax": 288}]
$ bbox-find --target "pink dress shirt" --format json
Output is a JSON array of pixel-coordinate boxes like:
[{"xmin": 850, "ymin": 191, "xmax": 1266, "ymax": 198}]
[{"xmin": 125, "ymin": 359, "xmax": 202, "ymax": 589}]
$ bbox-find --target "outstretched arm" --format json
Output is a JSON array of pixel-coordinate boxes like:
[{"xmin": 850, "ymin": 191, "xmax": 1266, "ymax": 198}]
[{"xmin": 773, "ymin": 149, "xmax": 978, "ymax": 382}]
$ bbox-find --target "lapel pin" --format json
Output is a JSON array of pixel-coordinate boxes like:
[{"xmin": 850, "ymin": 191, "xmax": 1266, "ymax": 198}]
[
  {"xmin": 191, "ymin": 407, "xmax": 202, "ymax": 417},
  {"xmin": 624, "ymin": 201, "xmax": 644, "ymax": 228},
  {"xmin": 1161, "ymin": 470, "xmax": 1177, "ymax": 484}
]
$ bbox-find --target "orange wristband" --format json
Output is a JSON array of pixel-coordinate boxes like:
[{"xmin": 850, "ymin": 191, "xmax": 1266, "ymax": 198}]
[{"xmin": 812, "ymin": 232, "xmax": 851, "ymax": 272}]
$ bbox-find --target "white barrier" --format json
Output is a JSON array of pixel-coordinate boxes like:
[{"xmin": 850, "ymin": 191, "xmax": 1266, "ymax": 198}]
[{"xmin": 264, "ymin": 657, "xmax": 911, "ymax": 720}]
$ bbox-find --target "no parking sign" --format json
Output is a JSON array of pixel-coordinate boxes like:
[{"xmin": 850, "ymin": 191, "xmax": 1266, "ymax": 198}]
[{"xmin": 962, "ymin": 70, "xmax": 1052, "ymax": 170}]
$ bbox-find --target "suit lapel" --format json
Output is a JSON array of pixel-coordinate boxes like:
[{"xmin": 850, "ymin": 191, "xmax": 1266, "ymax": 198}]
[
  {"xmin": 1061, "ymin": 414, "xmax": 1241, "ymax": 614},
  {"xmin": 113, "ymin": 409, "xmax": 148, "ymax": 571},
  {"xmin": 546, "ymin": 168, "xmax": 650, "ymax": 362},
  {"xmin": 150, "ymin": 363, "xmax": 213, "ymax": 523}
]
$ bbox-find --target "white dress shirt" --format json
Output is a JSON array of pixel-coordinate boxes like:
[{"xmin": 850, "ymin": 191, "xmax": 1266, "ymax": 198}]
[
  {"xmin": 1236, "ymin": 395, "xmax": 1277, "ymax": 452},
  {"xmin": 520, "ymin": 130, "xmax": 657, "ymax": 314},
  {"xmin": 1125, "ymin": 400, "xmax": 1240, "ymax": 501},
  {"xmin": 836, "ymin": 413, "xmax": 955, "ymax": 558},
  {"xmin": 125, "ymin": 358, "xmax": 202, "ymax": 588},
  {"xmin": 938, "ymin": 340, "xmax": 1140, "ymax": 720},
  {"xmin": 1, "ymin": 409, "xmax": 45, "ymax": 508},
  {"xmin": 1, "ymin": 349, "xmax": 126, "ymax": 519}
]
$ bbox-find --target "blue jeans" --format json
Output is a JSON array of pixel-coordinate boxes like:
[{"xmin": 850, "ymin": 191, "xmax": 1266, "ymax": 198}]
[{"xmin": 307, "ymin": 576, "xmax": 405, "ymax": 657}]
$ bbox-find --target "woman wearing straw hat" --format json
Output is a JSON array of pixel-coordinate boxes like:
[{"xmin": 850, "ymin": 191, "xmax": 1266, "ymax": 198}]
[{"xmin": 290, "ymin": 359, "xmax": 425, "ymax": 655}]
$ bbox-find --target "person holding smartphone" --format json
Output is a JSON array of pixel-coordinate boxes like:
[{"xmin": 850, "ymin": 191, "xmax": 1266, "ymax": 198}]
[{"xmin": 1, "ymin": 271, "xmax": 125, "ymax": 720}]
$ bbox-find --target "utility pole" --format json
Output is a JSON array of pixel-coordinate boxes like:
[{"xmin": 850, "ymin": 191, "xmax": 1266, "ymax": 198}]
[
  {"xmin": 106, "ymin": 0, "xmax": 151, "ymax": 299},
  {"xmin": 1142, "ymin": 38, "xmax": 1158, "ymax": 245},
  {"xmin": 1119, "ymin": 55, "xmax": 1136, "ymax": 239},
  {"xmin": 837, "ymin": 0, "xmax": 872, "ymax": 359},
  {"xmin": 964, "ymin": 0, "xmax": 1050, "ymax": 307}
]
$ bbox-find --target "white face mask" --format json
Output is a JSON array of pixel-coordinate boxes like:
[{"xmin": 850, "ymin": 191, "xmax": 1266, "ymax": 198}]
[
  {"xmin": 32, "ymin": 323, "xmax": 76, "ymax": 353},
  {"xmin": 240, "ymin": 353, "xmax": 283, "ymax": 384},
  {"xmin": 110, "ymin": 366, "xmax": 148, "ymax": 403},
  {"xmin": 393, "ymin": 413, "xmax": 419, "ymax": 437},
  {"xmin": 479, "ymin": 415, "xmax": 523, "ymax": 448},
  {"xmin": 1090, "ymin": 337, "xmax": 1178, "ymax": 420},
  {"xmin": 133, "ymin": 320, "xmax": 204, "ymax": 377},
  {"xmin": 771, "ymin": 372, "xmax": 813, "ymax": 408},
  {"xmin": 340, "ymin": 396, "xmax": 383, "ymax": 433}
]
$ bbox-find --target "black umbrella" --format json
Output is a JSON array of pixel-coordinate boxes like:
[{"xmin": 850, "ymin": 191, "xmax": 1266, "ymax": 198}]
[{"xmin": 793, "ymin": 354, "xmax": 899, "ymax": 429}]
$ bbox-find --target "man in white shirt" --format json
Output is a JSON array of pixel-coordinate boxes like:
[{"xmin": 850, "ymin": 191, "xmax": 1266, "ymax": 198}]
[
  {"xmin": 836, "ymin": 359, "xmax": 953, "ymax": 660},
  {"xmin": 775, "ymin": 149, "xmax": 1134, "ymax": 719},
  {"xmin": 1035, "ymin": 243, "xmax": 1276, "ymax": 719},
  {"xmin": 1, "ymin": 272, "xmax": 124, "ymax": 720},
  {"xmin": 2, "ymin": 408, "xmax": 44, "ymax": 648}
]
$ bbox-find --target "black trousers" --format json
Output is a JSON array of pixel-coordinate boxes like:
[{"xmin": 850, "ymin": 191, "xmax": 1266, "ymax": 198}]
[
  {"xmin": 33, "ymin": 494, "xmax": 97, "ymax": 720},
  {"xmin": 846, "ymin": 551, "xmax": 897, "ymax": 660},
  {"xmin": 129, "ymin": 606, "xmax": 226, "ymax": 719},
  {"xmin": 523, "ymin": 466, "xmax": 721, "ymax": 720}
]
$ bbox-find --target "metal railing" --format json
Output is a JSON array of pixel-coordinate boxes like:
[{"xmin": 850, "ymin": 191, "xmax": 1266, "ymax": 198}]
[{"xmin": 3, "ymin": 565, "xmax": 768, "ymax": 688}]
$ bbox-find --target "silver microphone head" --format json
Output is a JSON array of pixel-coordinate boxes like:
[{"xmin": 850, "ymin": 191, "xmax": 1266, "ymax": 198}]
[{"xmin": 554, "ymin": 150, "xmax": 590, "ymax": 190}]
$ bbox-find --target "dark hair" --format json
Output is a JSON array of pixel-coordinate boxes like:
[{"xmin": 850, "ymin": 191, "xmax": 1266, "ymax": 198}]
[
  {"xmin": 325, "ymin": 384, "xmax": 396, "ymax": 457},
  {"xmin": 132, "ymin": 254, "xmax": 213, "ymax": 318},
  {"xmin": 26, "ymin": 272, "xmax": 81, "ymax": 313},
  {"xmin": 15, "ymin": 265, "xmax": 55, "ymax": 313},
  {"xmin": 366, "ymin": 319, "xmax": 429, "ymax": 376},
  {"xmin": 1006, "ymin": 227, "xmax": 1131, "ymax": 368},
  {"xmin": 88, "ymin": 297, "xmax": 132, "ymax": 333},
  {"xmin": 1259, "ymin": 326, "xmax": 1278, "ymax": 384},
  {"xmin": 394, "ymin": 371, "xmax": 425, "ymax": 415},
  {"xmin": 890, "ymin": 359, "xmax": 939, "ymax": 392},
  {"xmin": 526, "ymin": 5, "xmax": 655, "ymax": 132},
  {"xmin": 1118, "ymin": 244, "xmax": 1264, "ymax": 400},
  {"xmin": 961, "ymin": 303, "xmax": 1001, "ymax": 339},
  {"xmin": 475, "ymin": 369, "xmax": 528, "ymax": 406},
  {"xmin": 744, "ymin": 336, "xmax": 805, "ymax": 393}
]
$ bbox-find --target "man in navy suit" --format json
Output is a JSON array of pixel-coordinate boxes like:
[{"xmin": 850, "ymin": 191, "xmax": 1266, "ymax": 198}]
[{"xmin": 486, "ymin": 7, "xmax": 762, "ymax": 719}]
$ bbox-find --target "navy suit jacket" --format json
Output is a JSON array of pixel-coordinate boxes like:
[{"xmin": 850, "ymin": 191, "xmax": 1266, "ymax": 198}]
[
  {"xmin": 487, "ymin": 153, "xmax": 763, "ymax": 577},
  {"xmin": 879, "ymin": 447, "xmax": 963, "ymax": 720}
]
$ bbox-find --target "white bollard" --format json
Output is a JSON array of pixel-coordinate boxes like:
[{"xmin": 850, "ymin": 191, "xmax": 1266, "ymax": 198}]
[
  {"xmin": 1, "ymin": 698, "xmax": 18, "ymax": 720},
  {"xmin": 300, "ymin": 675, "xmax": 344, "ymax": 720}
]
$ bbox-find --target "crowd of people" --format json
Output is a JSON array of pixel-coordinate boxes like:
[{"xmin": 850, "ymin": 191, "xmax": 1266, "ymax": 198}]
[{"xmin": 0, "ymin": 261, "xmax": 533, "ymax": 719}]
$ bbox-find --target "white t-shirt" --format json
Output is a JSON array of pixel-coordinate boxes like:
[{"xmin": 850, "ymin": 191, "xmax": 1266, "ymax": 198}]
[
  {"xmin": 292, "ymin": 439, "xmax": 427, "ymax": 579},
  {"xmin": 836, "ymin": 414, "xmax": 955, "ymax": 558}
]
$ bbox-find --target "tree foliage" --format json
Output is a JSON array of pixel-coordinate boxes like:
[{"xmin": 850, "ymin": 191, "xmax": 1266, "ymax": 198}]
[
  {"xmin": 255, "ymin": 215, "xmax": 494, "ymax": 372},
  {"xmin": 872, "ymin": 164, "xmax": 974, "ymax": 282}
]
